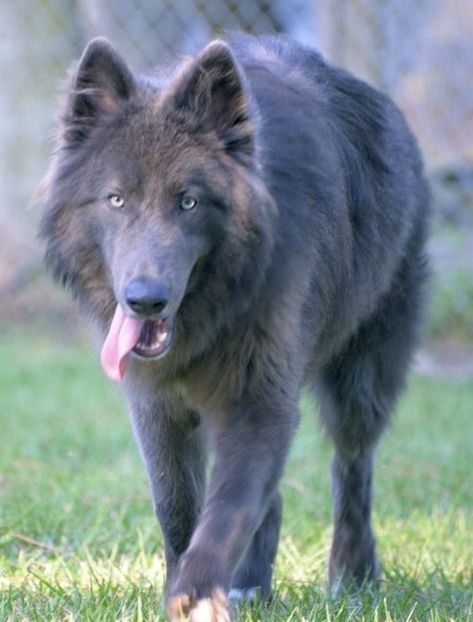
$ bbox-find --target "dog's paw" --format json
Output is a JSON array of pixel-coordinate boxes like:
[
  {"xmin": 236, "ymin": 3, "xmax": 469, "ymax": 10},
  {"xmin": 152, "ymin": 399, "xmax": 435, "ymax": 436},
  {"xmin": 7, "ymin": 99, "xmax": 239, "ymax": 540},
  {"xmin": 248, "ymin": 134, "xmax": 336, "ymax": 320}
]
[
  {"xmin": 228, "ymin": 587, "xmax": 258, "ymax": 604},
  {"xmin": 328, "ymin": 558, "xmax": 382, "ymax": 598},
  {"xmin": 167, "ymin": 588, "xmax": 231, "ymax": 622}
]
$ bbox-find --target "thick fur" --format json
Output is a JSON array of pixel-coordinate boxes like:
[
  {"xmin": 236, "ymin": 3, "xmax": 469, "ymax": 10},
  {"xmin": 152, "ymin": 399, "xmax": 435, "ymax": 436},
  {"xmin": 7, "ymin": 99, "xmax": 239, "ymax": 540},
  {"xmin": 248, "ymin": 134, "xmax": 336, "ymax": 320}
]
[{"xmin": 39, "ymin": 33, "xmax": 430, "ymax": 619}]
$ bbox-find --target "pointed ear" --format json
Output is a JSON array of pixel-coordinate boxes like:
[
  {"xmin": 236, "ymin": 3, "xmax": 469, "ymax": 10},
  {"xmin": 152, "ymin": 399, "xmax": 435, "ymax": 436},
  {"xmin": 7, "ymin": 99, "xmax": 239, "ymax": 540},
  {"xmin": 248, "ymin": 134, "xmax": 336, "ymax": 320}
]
[
  {"xmin": 63, "ymin": 37, "xmax": 135, "ymax": 144},
  {"xmin": 171, "ymin": 41, "xmax": 256, "ymax": 164}
]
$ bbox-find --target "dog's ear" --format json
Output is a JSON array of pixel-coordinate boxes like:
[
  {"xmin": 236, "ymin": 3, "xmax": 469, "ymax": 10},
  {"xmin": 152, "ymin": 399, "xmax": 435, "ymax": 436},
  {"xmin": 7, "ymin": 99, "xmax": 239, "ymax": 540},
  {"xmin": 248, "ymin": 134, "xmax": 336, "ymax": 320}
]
[
  {"xmin": 171, "ymin": 41, "xmax": 256, "ymax": 164},
  {"xmin": 63, "ymin": 38, "xmax": 135, "ymax": 144}
]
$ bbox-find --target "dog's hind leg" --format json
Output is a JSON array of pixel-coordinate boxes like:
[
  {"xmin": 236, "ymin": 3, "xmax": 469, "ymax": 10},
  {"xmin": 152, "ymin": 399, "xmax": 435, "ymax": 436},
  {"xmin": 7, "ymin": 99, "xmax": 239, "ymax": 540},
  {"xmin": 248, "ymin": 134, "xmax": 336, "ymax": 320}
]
[
  {"xmin": 317, "ymin": 270, "xmax": 424, "ymax": 590},
  {"xmin": 318, "ymin": 348, "xmax": 395, "ymax": 589},
  {"xmin": 129, "ymin": 396, "xmax": 206, "ymax": 591},
  {"xmin": 318, "ymin": 346, "xmax": 391, "ymax": 588},
  {"xmin": 229, "ymin": 490, "xmax": 282, "ymax": 603}
]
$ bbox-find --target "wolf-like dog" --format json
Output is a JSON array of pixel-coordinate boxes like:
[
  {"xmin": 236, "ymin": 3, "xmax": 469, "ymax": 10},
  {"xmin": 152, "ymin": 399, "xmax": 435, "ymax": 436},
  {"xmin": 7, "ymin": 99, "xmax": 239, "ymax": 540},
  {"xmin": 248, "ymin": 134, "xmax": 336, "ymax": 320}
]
[{"xmin": 39, "ymin": 33, "xmax": 430, "ymax": 620}]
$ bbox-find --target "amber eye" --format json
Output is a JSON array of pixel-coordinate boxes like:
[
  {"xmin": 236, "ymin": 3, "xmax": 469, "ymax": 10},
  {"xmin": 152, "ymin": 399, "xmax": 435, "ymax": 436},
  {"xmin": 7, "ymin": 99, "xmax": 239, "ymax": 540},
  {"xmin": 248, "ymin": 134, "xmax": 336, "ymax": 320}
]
[
  {"xmin": 107, "ymin": 193, "xmax": 125, "ymax": 209},
  {"xmin": 180, "ymin": 196, "xmax": 197, "ymax": 211}
]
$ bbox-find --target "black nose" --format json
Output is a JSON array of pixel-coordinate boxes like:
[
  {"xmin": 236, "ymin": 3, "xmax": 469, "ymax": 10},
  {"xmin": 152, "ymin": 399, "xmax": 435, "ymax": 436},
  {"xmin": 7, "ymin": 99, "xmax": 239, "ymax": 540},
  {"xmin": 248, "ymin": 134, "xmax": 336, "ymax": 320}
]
[{"xmin": 125, "ymin": 278, "xmax": 169, "ymax": 316}]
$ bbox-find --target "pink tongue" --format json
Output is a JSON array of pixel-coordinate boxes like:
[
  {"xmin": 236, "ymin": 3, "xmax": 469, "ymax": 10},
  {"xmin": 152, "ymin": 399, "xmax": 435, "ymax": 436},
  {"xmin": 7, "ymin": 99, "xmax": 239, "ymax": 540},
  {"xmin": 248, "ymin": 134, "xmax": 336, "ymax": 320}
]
[{"xmin": 100, "ymin": 305, "xmax": 143, "ymax": 382}]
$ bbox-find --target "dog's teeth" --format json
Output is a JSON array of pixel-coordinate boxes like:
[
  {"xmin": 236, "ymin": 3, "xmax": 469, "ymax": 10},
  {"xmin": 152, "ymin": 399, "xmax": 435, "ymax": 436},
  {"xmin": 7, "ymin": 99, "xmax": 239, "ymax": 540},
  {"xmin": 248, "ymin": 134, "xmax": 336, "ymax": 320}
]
[{"xmin": 158, "ymin": 331, "xmax": 168, "ymax": 343}]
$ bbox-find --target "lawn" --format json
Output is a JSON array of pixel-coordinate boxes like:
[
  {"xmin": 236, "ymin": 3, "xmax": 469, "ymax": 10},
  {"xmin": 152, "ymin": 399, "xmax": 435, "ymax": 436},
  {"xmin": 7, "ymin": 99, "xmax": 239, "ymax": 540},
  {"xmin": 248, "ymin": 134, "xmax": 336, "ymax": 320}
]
[{"xmin": 0, "ymin": 331, "xmax": 471, "ymax": 621}]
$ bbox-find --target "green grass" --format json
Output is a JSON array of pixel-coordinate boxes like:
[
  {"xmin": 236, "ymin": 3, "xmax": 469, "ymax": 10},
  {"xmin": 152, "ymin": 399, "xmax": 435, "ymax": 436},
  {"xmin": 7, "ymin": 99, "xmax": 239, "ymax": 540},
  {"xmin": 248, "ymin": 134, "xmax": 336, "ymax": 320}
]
[
  {"xmin": 428, "ymin": 226, "xmax": 473, "ymax": 342},
  {"xmin": 0, "ymin": 331, "xmax": 472, "ymax": 621}
]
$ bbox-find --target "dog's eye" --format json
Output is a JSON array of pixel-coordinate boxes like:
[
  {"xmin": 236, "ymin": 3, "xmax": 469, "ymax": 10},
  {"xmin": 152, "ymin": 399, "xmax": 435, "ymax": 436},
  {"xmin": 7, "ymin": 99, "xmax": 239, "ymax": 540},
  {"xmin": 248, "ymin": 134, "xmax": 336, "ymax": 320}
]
[
  {"xmin": 107, "ymin": 193, "xmax": 125, "ymax": 209},
  {"xmin": 180, "ymin": 196, "xmax": 197, "ymax": 211}
]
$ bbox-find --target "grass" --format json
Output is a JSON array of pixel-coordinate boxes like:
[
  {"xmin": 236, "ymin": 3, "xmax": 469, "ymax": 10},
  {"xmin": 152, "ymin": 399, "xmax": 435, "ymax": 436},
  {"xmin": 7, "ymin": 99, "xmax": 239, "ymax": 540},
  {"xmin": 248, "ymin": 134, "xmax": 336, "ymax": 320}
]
[
  {"xmin": 0, "ymin": 331, "xmax": 472, "ymax": 621},
  {"xmin": 428, "ymin": 225, "xmax": 473, "ymax": 342}
]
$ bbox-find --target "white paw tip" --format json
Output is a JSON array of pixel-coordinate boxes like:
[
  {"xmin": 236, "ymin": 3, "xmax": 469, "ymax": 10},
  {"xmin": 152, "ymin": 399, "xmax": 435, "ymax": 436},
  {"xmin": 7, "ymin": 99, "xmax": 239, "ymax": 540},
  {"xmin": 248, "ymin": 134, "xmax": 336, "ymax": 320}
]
[{"xmin": 228, "ymin": 587, "xmax": 258, "ymax": 602}]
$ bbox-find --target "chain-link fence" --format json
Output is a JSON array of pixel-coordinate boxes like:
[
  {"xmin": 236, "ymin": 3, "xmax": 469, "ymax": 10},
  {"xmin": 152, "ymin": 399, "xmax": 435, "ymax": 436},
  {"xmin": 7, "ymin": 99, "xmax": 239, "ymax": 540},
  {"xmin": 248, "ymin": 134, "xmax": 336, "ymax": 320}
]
[{"xmin": 0, "ymin": 0, "xmax": 472, "ymax": 322}]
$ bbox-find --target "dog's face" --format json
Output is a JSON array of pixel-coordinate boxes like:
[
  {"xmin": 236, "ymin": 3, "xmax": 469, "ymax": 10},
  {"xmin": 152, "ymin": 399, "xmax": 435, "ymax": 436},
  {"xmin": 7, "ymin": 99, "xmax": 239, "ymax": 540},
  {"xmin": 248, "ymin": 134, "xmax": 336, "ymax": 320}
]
[{"xmin": 39, "ymin": 38, "xmax": 275, "ymax": 379}]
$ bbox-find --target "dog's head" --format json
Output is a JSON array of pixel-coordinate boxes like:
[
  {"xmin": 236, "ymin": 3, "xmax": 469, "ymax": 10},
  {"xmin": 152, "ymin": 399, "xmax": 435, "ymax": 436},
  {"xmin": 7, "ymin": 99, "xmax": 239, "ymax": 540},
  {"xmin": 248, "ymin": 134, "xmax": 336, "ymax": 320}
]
[{"xmin": 39, "ymin": 38, "xmax": 275, "ymax": 380}]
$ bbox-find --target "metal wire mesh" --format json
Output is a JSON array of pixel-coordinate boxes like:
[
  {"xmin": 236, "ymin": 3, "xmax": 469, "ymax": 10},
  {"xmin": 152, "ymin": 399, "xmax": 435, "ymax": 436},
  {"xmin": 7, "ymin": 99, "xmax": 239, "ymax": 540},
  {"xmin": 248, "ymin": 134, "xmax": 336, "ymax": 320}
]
[
  {"xmin": 317, "ymin": 0, "xmax": 473, "ymax": 169},
  {"xmin": 0, "ymin": 0, "xmax": 472, "ymax": 280}
]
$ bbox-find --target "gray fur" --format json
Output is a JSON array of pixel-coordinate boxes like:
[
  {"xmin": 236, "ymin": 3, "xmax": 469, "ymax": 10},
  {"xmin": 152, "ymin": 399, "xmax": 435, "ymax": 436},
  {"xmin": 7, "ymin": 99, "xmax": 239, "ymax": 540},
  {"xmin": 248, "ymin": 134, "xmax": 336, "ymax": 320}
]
[{"xmin": 39, "ymin": 33, "xmax": 430, "ymax": 618}]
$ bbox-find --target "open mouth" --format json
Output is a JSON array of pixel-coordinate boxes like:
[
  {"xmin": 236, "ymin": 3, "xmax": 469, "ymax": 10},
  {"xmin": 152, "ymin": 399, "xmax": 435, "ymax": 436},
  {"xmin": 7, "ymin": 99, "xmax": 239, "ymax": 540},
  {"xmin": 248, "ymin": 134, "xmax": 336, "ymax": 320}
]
[
  {"xmin": 100, "ymin": 305, "xmax": 174, "ymax": 382},
  {"xmin": 133, "ymin": 318, "xmax": 172, "ymax": 359}
]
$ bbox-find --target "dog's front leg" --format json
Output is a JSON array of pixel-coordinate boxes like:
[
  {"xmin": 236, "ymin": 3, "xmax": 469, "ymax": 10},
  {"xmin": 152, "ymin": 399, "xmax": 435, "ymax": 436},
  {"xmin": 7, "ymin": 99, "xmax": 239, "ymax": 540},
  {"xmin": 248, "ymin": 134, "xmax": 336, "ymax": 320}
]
[
  {"xmin": 128, "ymin": 395, "xmax": 207, "ymax": 591},
  {"xmin": 167, "ymin": 398, "xmax": 297, "ymax": 621}
]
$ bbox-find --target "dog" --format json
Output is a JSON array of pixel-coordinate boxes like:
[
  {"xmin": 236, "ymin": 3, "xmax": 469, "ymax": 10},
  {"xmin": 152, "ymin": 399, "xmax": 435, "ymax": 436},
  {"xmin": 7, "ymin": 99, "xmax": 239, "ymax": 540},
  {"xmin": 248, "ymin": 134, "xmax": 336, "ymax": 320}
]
[{"xmin": 39, "ymin": 33, "xmax": 430, "ymax": 621}]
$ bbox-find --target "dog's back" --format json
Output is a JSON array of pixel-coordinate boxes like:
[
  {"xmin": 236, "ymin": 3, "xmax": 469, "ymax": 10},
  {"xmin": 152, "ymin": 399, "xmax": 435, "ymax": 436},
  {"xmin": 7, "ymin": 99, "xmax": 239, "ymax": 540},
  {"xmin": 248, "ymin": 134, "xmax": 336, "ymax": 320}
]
[{"xmin": 225, "ymin": 34, "xmax": 429, "ymax": 369}]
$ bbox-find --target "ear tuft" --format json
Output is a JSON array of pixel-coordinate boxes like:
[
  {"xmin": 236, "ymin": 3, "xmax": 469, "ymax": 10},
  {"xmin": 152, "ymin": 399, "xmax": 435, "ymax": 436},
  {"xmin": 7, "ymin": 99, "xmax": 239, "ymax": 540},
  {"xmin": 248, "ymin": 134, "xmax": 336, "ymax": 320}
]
[
  {"xmin": 63, "ymin": 38, "xmax": 135, "ymax": 145},
  {"xmin": 171, "ymin": 40, "xmax": 256, "ymax": 164}
]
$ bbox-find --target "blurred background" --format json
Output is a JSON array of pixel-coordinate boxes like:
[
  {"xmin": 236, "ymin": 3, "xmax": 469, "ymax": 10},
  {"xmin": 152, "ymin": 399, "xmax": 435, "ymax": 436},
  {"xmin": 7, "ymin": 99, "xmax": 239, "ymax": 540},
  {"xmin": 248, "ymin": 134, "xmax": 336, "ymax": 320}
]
[{"xmin": 1, "ymin": 0, "xmax": 472, "ymax": 374}]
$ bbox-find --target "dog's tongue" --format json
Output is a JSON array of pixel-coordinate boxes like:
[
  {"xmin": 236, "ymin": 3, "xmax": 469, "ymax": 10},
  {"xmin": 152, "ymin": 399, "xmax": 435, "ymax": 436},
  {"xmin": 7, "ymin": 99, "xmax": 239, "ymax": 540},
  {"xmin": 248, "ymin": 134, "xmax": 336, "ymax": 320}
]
[{"xmin": 100, "ymin": 305, "xmax": 143, "ymax": 382}]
